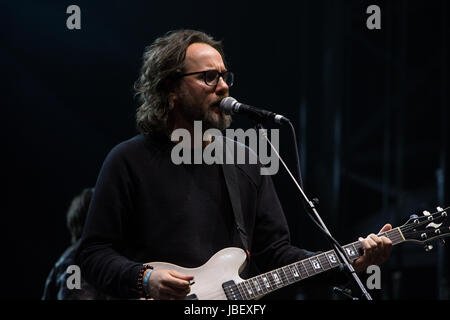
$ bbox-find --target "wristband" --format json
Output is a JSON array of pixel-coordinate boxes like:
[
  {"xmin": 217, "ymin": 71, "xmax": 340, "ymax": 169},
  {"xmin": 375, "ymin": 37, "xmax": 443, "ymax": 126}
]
[{"xmin": 143, "ymin": 269, "xmax": 153, "ymax": 296}]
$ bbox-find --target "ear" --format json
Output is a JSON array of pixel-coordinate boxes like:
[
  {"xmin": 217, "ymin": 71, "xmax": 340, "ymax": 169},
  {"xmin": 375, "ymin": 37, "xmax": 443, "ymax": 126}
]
[{"xmin": 168, "ymin": 92, "xmax": 178, "ymax": 110}]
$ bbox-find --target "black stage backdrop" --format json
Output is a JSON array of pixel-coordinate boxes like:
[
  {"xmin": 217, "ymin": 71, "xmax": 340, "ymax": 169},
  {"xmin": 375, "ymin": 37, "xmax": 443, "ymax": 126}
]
[{"xmin": 2, "ymin": 0, "xmax": 449, "ymax": 300}]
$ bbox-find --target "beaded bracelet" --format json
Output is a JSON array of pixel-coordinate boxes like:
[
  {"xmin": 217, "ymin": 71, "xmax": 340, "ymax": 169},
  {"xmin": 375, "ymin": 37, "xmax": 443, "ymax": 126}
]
[{"xmin": 136, "ymin": 264, "xmax": 153, "ymax": 298}]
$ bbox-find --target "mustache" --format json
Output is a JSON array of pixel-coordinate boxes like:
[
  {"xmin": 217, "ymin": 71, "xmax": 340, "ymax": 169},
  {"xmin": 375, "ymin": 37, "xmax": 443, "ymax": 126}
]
[{"xmin": 212, "ymin": 96, "xmax": 229, "ymax": 106}]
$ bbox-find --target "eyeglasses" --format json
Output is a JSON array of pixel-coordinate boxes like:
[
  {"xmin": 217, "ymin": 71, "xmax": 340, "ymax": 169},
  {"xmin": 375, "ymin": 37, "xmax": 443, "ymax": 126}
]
[{"xmin": 180, "ymin": 69, "xmax": 234, "ymax": 87}]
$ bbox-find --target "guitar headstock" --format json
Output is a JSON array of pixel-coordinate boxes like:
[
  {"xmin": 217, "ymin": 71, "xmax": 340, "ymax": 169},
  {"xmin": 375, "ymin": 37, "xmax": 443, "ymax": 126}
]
[{"xmin": 400, "ymin": 206, "xmax": 450, "ymax": 251}]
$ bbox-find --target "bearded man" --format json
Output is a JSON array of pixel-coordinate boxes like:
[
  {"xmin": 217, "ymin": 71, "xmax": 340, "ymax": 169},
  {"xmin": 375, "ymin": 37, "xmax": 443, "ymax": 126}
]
[{"xmin": 76, "ymin": 30, "xmax": 392, "ymax": 300}]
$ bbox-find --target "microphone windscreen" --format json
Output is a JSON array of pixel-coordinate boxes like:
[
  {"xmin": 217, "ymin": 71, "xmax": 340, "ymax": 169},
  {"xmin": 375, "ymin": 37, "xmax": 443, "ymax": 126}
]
[{"xmin": 220, "ymin": 97, "xmax": 238, "ymax": 115}]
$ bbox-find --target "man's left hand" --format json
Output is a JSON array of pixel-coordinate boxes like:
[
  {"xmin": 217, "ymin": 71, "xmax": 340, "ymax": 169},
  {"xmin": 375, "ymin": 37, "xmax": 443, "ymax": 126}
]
[{"xmin": 353, "ymin": 224, "xmax": 393, "ymax": 273}]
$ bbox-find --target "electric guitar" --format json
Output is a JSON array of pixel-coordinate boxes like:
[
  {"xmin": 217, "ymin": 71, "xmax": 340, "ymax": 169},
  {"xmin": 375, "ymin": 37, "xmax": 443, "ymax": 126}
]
[{"xmin": 147, "ymin": 206, "xmax": 449, "ymax": 300}]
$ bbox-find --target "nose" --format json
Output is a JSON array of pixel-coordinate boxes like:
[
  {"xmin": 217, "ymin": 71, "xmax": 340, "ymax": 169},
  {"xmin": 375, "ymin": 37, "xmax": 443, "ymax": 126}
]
[{"xmin": 215, "ymin": 76, "xmax": 229, "ymax": 95}]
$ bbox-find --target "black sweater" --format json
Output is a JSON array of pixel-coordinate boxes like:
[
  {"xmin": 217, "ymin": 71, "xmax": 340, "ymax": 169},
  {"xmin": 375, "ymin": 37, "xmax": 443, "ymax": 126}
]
[{"xmin": 76, "ymin": 132, "xmax": 321, "ymax": 298}]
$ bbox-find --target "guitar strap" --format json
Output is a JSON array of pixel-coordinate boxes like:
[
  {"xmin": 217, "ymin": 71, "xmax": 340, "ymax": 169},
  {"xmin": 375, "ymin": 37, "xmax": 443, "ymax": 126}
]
[{"xmin": 221, "ymin": 138, "xmax": 250, "ymax": 259}]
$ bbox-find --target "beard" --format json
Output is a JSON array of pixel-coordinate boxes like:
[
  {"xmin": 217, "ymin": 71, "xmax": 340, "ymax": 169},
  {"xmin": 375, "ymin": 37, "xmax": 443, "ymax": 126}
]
[
  {"xmin": 176, "ymin": 94, "xmax": 232, "ymax": 131},
  {"xmin": 201, "ymin": 105, "xmax": 232, "ymax": 131}
]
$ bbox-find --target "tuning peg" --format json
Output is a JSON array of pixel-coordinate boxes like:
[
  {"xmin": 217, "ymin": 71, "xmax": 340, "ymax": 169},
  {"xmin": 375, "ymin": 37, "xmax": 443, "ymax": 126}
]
[
  {"xmin": 424, "ymin": 244, "xmax": 434, "ymax": 252},
  {"xmin": 424, "ymin": 211, "xmax": 435, "ymax": 221},
  {"xmin": 410, "ymin": 214, "xmax": 419, "ymax": 224},
  {"xmin": 437, "ymin": 207, "xmax": 447, "ymax": 217}
]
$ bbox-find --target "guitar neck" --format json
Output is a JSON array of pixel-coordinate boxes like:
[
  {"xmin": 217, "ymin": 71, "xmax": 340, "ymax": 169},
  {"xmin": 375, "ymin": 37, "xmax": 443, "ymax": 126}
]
[{"xmin": 233, "ymin": 227, "xmax": 405, "ymax": 300}]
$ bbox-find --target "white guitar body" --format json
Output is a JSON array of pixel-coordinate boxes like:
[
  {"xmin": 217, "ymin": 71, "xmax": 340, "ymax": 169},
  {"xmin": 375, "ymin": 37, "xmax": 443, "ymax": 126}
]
[{"xmin": 149, "ymin": 247, "xmax": 247, "ymax": 300}]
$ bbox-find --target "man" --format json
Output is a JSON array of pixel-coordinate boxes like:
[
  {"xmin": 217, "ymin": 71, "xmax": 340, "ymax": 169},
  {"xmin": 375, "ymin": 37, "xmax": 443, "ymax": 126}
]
[{"xmin": 76, "ymin": 29, "xmax": 392, "ymax": 300}]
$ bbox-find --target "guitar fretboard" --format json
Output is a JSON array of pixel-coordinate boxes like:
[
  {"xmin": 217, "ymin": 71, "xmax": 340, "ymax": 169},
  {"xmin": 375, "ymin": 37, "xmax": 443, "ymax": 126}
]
[{"xmin": 224, "ymin": 227, "xmax": 404, "ymax": 300}]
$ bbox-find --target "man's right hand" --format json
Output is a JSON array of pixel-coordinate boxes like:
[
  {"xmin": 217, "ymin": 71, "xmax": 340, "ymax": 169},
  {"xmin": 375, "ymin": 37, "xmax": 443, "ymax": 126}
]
[{"xmin": 146, "ymin": 269, "xmax": 194, "ymax": 300}]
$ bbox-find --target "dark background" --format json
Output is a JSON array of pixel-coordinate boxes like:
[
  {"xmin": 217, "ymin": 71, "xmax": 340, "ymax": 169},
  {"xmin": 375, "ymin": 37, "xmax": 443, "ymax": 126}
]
[{"xmin": 2, "ymin": 0, "xmax": 449, "ymax": 300}]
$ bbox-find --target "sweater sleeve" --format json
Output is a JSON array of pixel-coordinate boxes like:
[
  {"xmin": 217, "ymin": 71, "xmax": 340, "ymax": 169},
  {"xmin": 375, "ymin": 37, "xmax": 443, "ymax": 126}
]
[
  {"xmin": 251, "ymin": 174, "xmax": 349, "ymax": 287},
  {"xmin": 75, "ymin": 144, "xmax": 143, "ymax": 299},
  {"xmin": 251, "ymin": 174, "xmax": 316, "ymax": 270}
]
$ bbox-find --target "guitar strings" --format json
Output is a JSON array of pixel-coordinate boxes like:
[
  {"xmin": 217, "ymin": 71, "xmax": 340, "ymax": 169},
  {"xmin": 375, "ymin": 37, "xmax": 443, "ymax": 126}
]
[
  {"xmin": 234, "ymin": 229, "xmax": 403, "ymax": 299},
  {"xmin": 237, "ymin": 255, "xmax": 339, "ymax": 300}
]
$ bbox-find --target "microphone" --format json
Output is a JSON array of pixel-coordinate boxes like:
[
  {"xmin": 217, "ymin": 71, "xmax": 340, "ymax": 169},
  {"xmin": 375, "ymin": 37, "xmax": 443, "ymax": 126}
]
[{"xmin": 220, "ymin": 97, "xmax": 290, "ymax": 124}]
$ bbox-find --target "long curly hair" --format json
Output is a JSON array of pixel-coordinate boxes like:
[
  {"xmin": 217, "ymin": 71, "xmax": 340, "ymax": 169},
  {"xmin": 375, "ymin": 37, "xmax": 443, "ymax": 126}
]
[{"xmin": 134, "ymin": 30, "xmax": 226, "ymax": 135}]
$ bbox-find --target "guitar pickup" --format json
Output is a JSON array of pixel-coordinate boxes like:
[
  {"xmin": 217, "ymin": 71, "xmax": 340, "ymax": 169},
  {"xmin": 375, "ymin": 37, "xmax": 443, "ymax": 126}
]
[{"xmin": 222, "ymin": 280, "xmax": 243, "ymax": 300}]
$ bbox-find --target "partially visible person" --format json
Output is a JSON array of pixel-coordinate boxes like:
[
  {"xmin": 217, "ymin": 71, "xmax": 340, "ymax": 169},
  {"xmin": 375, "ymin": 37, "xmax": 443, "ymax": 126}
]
[{"xmin": 42, "ymin": 188, "xmax": 106, "ymax": 300}]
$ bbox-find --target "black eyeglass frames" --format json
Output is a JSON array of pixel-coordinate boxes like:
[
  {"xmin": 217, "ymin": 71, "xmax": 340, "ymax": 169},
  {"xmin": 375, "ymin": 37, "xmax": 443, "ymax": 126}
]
[{"xmin": 180, "ymin": 70, "xmax": 234, "ymax": 87}]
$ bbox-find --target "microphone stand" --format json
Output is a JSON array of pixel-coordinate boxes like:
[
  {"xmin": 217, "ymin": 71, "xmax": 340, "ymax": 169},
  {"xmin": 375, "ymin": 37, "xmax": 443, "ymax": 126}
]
[{"xmin": 254, "ymin": 121, "xmax": 372, "ymax": 300}]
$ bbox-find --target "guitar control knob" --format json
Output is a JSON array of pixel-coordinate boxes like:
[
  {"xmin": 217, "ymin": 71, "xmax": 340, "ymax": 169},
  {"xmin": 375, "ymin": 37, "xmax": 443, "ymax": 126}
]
[
  {"xmin": 424, "ymin": 244, "xmax": 433, "ymax": 252},
  {"xmin": 421, "ymin": 233, "xmax": 427, "ymax": 239}
]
